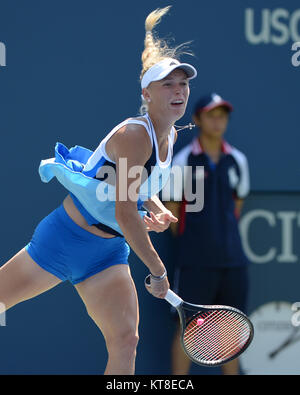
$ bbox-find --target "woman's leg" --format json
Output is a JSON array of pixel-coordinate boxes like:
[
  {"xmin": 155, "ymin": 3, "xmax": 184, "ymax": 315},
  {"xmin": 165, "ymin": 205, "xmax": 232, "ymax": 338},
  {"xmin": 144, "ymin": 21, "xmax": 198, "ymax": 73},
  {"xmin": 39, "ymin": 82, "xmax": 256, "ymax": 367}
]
[
  {"xmin": 74, "ymin": 264, "xmax": 139, "ymax": 375},
  {"xmin": 171, "ymin": 322, "xmax": 192, "ymax": 375},
  {"xmin": 0, "ymin": 248, "xmax": 62, "ymax": 311}
]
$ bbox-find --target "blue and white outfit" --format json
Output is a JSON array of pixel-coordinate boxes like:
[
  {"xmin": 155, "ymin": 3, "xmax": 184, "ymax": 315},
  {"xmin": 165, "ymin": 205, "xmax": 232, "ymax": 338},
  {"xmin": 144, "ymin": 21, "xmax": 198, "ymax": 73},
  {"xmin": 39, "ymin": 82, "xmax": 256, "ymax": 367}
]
[{"xmin": 25, "ymin": 114, "xmax": 175, "ymax": 284}]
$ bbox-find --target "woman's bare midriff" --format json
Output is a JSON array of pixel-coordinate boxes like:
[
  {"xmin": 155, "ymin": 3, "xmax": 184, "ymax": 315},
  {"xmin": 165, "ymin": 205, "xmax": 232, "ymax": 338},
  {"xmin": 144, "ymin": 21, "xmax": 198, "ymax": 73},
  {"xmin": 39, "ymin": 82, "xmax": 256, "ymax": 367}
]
[{"xmin": 63, "ymin": 195, "xmax": 116, "ymax": 239}]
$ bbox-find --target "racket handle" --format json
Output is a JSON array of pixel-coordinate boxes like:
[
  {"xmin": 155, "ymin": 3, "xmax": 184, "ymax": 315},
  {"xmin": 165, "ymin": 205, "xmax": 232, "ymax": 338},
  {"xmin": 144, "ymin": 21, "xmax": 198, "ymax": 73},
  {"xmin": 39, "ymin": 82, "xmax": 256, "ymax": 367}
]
[{"xmin": 165, "ymin": 289, "xmax": 183, "ymax": 307}]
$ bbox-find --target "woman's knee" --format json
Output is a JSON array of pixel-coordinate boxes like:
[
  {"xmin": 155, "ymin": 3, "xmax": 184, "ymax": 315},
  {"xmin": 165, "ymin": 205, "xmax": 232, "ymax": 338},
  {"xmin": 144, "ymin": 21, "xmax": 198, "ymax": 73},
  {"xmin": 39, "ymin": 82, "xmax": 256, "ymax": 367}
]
[{"xmin": 106, "ymin": 329, "xmax": 139, "ymax": 358}]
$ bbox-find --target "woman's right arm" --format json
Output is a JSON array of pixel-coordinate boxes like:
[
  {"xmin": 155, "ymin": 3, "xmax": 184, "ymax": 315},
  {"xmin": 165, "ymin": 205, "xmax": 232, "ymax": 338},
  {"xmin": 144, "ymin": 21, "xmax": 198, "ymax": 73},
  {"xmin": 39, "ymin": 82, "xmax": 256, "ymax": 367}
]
[{"xmin": 106, "ymin": 124, "xmax": 169, "ymax": 297}]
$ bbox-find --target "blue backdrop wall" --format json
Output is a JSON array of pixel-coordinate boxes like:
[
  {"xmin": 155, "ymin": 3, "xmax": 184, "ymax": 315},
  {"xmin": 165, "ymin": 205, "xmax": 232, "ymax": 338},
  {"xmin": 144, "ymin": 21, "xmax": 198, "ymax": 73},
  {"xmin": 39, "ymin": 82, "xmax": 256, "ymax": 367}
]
[{"xmin": 0, "ymin": 0, "xmax": 299, "ymax": 375}]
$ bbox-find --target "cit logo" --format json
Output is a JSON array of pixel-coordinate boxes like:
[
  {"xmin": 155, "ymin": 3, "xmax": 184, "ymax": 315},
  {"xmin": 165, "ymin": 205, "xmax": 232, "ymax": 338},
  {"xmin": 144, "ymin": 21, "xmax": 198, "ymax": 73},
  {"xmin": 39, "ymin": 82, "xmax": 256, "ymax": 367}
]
[
  {"xmin": 0, "ymin": 42, "xmax": 6, "ymax": 66},
  {"xmin": 239, "ymin": 210, "xmax": 300, "ymax": 264}
]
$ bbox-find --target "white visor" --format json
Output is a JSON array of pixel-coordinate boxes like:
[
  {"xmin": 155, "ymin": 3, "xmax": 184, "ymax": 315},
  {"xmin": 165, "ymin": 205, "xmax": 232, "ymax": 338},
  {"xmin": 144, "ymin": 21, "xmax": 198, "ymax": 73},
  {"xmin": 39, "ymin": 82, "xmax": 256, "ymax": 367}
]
[{"xmin": 141, "ymin": 58, "xmax": 197, "ymax": 89}]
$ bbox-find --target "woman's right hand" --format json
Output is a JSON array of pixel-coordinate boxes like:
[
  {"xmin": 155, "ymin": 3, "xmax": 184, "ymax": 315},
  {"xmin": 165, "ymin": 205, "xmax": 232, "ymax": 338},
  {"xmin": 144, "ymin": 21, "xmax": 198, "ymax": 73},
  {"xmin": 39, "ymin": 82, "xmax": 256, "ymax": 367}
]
[
  {"xmin": 145, "ymin": 275, "xmax": 170, "ymax": 299},
  {"xmin": 143, "ymin": 211, "xmax": 178, "ymax": 233}
]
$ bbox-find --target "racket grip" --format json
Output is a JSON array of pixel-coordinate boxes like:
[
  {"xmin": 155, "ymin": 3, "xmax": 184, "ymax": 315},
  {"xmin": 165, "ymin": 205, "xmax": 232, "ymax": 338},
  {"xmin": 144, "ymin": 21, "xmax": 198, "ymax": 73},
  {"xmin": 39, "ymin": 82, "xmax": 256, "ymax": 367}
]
[{"xmin": 165, "ymin": 289, "xmax": 183, "ymax": 307}]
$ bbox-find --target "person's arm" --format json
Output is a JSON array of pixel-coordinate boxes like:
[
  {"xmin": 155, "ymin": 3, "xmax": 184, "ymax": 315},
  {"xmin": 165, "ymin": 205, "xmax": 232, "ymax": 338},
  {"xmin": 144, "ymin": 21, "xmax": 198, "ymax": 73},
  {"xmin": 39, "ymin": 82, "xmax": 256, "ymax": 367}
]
[
  {"xmin": 234, "ymin": 198, "xmax": 244, "ymax": 220},
  {"xmin": 232, "ymin": 149, "xmax": 250, "ymax": 220},
  {"xmin": 108, "ymin": 124, "xmax": 169, "ymax": 297},
  {"xmin": 141, "ymin": 127, "xmax": 179, "ymax": 233}
]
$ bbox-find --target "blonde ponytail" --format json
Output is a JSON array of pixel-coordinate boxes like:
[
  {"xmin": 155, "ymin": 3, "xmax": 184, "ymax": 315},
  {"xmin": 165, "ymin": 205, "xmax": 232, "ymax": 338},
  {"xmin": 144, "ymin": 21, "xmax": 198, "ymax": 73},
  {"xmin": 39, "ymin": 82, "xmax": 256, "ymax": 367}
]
[
  {"xmin": 139, "ymin": 6, "xmax": 193, "ymax": 114},
  {"xmin": 141, "ymin": 6, "xmax": 177, "ymax": 79}
]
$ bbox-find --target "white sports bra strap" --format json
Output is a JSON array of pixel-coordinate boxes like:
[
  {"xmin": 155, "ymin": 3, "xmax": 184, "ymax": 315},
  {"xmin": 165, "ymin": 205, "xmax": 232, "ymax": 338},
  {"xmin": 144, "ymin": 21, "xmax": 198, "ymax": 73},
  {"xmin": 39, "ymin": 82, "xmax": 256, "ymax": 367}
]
[{"xmin": 99, "ymin": 118, "xmax": 153, "ymax": 163}]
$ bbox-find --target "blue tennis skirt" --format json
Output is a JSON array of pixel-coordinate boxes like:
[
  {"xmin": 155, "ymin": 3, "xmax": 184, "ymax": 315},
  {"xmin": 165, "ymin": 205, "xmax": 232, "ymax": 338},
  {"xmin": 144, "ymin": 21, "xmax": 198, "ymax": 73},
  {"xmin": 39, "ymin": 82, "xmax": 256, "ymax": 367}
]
[{"xmin": 25, "ymin": 204, "xmax": 130, "ymax": 284}]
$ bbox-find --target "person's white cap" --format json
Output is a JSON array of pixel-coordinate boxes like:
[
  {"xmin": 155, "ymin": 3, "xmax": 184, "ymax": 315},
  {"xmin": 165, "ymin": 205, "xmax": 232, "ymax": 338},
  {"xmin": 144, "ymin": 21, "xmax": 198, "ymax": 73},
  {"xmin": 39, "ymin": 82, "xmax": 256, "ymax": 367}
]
[{"xmin": 141, "ymin": 58, "xmax": 197, "ymax": 89}]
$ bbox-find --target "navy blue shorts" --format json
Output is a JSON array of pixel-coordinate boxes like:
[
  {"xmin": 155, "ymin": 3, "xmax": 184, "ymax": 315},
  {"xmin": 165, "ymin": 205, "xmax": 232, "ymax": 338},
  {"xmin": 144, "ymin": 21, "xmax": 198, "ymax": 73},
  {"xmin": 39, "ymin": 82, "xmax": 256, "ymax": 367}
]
[
  {"xmin": 25, "ymin": 204, "xmax": 130, "ymax": 284},
  {"xmin": 173, "ymin": 265, "xmax": 249, "ymax": 313}
]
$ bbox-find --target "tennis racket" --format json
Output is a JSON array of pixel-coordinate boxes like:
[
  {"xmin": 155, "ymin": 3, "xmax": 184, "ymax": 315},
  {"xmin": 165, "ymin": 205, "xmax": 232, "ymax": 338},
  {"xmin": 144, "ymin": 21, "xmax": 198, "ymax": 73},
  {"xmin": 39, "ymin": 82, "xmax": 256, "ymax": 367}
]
[{"xmin": 145, "ymin": 275, "xmax": 254, "ymax": 367}]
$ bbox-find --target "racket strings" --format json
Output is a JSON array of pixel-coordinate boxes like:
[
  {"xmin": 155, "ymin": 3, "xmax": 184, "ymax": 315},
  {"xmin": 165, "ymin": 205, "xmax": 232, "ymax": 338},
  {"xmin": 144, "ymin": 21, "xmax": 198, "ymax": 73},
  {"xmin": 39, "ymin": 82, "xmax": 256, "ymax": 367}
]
[
  {"xmin": 185, "ymin": 327, "xmax": 247, "ymax": 362},
  {"xmin": 185, "ymin": 311, "xmax": 247, "ymax": 347},
  {"xmin": 184, "ymin": 312, "xmax": 249, "ymax": 362},
  {"xmin": 185, "ymin": 310, "xmax": 248, "ymax": 342},
  {"xmin": 185, "ymin": 314, "xmax": 249, "ymax": 360},
  {"xmin": 185, "ymin": 311, "xmax": 249, "ymax": 349},
  {"xmin": 186, "ymin": 327, "xmax": 249, "ymax": 362},
  {"xmin": 187, "ymin": 328, "xmax": 241, "ymax": 361},
  {"xmin": 183, "ymin": 310, "xmax": 251, "ymax": 364}
]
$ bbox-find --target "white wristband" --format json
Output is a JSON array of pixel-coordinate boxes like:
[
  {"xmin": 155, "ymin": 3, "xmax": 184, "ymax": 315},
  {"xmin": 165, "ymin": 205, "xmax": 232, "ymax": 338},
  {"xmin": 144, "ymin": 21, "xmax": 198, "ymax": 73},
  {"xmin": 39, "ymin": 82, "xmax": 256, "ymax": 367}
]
[{"xmin": 150, "ymin": 270, "xmax": 167, "ymax": 282}]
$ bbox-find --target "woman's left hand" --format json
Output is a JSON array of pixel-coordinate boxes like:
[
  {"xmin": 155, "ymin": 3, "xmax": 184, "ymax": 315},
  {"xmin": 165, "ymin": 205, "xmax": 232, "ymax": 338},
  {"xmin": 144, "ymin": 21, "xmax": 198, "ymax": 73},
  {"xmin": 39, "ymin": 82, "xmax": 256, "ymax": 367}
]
[{"xmin": 143, "ymin": 211, "xmax": 178, "ymax": 233}]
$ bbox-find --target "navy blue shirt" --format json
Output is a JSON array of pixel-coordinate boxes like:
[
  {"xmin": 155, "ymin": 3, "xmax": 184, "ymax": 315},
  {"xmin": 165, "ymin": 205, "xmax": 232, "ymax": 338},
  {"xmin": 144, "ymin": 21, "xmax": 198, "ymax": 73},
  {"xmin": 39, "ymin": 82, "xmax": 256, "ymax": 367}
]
[{"xmin": 168, "ymin": 137, "xmax": 250, "ymax": 268}]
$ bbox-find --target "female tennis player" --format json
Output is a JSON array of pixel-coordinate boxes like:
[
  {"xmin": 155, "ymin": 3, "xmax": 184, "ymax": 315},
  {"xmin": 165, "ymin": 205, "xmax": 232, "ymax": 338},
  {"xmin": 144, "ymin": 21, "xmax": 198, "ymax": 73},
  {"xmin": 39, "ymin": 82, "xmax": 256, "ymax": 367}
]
[{"xmin": 0, "ymin": 6, "xmax": 197, "ymax": 374}]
